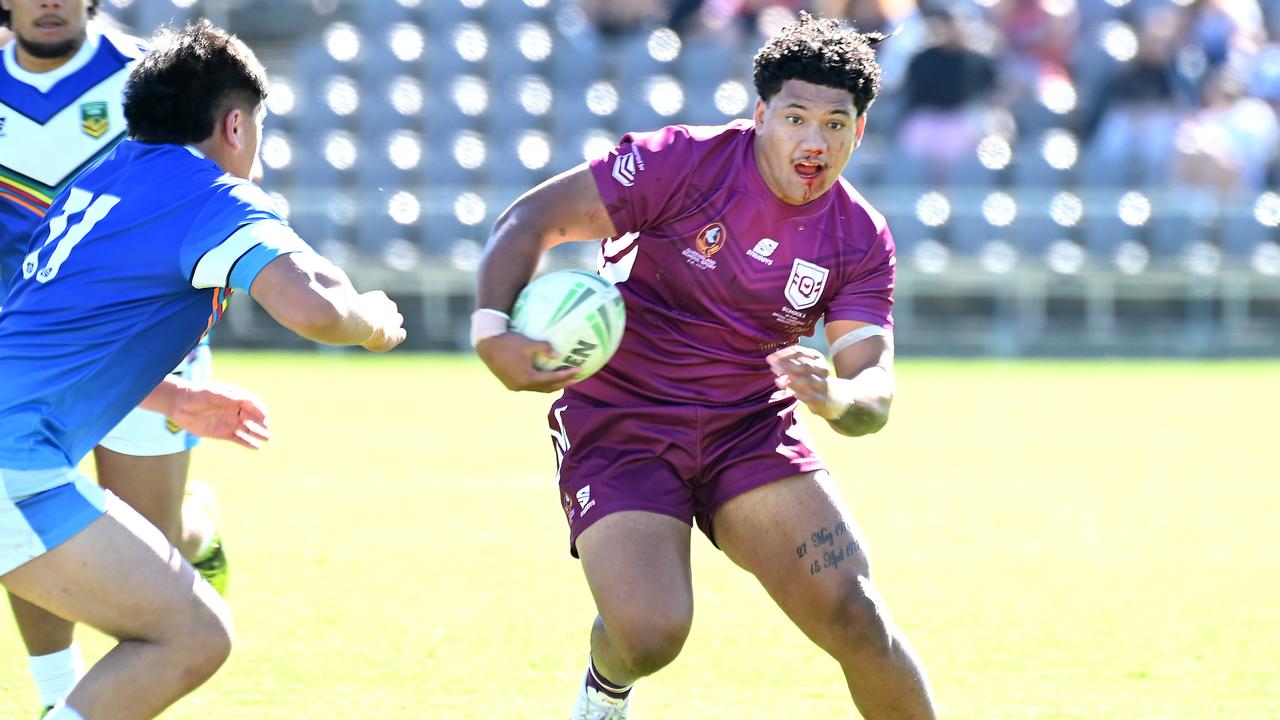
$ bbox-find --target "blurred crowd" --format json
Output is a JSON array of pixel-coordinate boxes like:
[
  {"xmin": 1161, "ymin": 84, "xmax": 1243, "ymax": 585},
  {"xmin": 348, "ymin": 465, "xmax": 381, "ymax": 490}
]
[{"xmin": 582, "ymin": 0, "xmax": 1280, "ymax": 199}]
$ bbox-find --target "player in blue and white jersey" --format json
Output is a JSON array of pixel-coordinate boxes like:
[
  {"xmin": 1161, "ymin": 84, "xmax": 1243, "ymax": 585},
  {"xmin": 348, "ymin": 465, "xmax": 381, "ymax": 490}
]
[
  {"xmin": 0, "ymin": 20, "xmax": 407, "ymax": 720},
  {"xmin": 0, "ymin": 3, "xmax": 239, "ymax": 714}
]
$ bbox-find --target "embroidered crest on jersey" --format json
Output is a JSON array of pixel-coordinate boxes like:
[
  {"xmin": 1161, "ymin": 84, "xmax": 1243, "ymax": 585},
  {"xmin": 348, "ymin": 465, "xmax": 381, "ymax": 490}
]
[
  {"xmin": 695, "ymin": 222, "xmax": 727, "ymax": 257},
  {"xmin": 785, "ymin": 258, "xmax": 829, "ymax": 310},
  {"xmin": 81, "ymin": 102, "xmax": 109, "ymax": 138}
]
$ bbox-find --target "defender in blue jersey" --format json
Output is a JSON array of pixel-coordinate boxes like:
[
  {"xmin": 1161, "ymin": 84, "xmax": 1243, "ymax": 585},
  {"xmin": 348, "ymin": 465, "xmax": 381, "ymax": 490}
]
[
  {"xmin": 0, "ymin": 3, "xmax": 234, "ymax": 715},
  {"xmin": 0, "ymin": 21, "xmax": 406, "ymax": 720}
]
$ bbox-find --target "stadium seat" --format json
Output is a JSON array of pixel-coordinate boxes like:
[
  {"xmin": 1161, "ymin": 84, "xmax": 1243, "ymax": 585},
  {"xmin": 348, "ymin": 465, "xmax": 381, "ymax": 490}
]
[
  {"xmin": 947, "ymin": 150, "xmax": 1001, "ymax": 189},
  {"xmin": 1147, "ymin": 194, "xmax": 1218, "ymax": 259},
  {"xmin": 1081, "ymin": 192, "xmax": 1142, "ymax": 257},
  {"xmin": 357, "ymin": 210, "xmax": 416, "ymax": 257},
  {"xmin": 485, "ymin": 0, "xmax": 548, "ymax": 24},
  {"xmin": 550, "ymin": 25, "xmax": 603, "ymax": 91},
  {"xmin": 1076, "ymin": 143, "xmax": 1136, "ymax": 189},
  {"xmin": 843, "ymin": 151, "xmax": 883, "ymax": 189},
  {"xmin": 1219, "ymin": 205, "xmax": 1274, "ymax": 258},
  {"xmin": 678, "ymin": 36, "xmax": 741, "ymax": 94},
  {"xmin": 425, "ymin": 21, "xmax": 483, "ymax": 88},
  {"xmin": 423, "ymin": 213, "xmax": 476, "ymax": 256},
  {"xmin": 487, "ymin": 23, "xmax": 548, "ymax": 83},
  {"xmin": 355, "ymin": 0, "xmax": 411, "ymax": 29},
  {"xmin": 878, "ymin": 151, "xmax": 932, "ymax": 189},
  {"xmin": 1010, "ymin": 190, "xmax": 1071, "ymax": 254},
  {"xmin": 1008, "ymin": 139, "xmax": 1072, "ymax": 189},
  {"xmin": 423, "ymin": 0, "xmax": 476, "ymax": 28},
  {"xmin": 888, "ymin": 205, "xmax": 941, "ymax": 254},
  {"xmin": 1009, "ymin": 96, "xmax": 1060, "ymax": 139},
  {"xmin": 949, "ymin": 211, "xmax": 996, "ymax": 256}
]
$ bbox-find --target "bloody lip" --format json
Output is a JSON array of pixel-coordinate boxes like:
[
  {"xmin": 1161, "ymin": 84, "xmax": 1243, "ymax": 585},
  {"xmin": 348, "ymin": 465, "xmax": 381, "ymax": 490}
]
[{"xmin": 794, "ymin": 162, "xmax": 824, "ymax": 180}]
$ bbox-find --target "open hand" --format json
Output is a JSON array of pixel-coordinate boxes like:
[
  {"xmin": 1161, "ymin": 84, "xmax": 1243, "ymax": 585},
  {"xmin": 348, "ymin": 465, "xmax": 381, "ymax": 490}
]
[
  {"xmin": 170, "ymin": 382, "xmax": 272, "ymax": 450},
  {"xmin": 767, "ymin": 345, "xmax": 847, "ymax": 420}
]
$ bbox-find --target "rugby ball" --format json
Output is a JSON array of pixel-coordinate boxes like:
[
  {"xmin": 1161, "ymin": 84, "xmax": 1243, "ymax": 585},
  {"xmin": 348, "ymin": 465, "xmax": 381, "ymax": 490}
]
[{"xmin": 510, "ymin": 269, "xmax": 626, "ymax": 380}]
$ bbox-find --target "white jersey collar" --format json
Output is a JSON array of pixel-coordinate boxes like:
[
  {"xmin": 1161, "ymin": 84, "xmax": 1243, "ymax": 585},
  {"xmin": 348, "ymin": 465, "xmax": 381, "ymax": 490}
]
[{"xmin": 3, "ymin": 30, "xmax": 102, "ymax": 94}]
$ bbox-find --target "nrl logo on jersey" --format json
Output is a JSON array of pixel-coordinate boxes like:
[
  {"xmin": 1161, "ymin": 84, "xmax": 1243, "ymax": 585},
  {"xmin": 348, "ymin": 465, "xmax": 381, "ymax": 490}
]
[
  {"xmin": 611, "ymin": 147, "xmax": 645, "ymax": 187},
  {"xmin": 81, "ymin": 102, "xmax": 109, "ymax": 138},
  {"xmin": 0, "ymin": 116, "xmax": 6, "ymax": 137},
  {"xmin": 785, "ymin": 258, "xmax": 829, "ymax": 310}
]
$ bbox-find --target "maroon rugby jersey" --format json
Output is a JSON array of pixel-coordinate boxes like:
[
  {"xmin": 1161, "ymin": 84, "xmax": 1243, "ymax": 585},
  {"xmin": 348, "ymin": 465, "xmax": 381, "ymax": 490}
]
[{"xmin": 575, "ymin": 120, "xmax": 895, "ymax": 407}]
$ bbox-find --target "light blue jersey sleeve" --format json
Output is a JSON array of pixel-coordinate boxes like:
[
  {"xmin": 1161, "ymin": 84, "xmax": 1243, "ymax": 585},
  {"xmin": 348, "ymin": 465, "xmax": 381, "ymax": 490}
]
[{"xmin": 179, "ymin": 179, "xmax": 311, "ymax": 292}]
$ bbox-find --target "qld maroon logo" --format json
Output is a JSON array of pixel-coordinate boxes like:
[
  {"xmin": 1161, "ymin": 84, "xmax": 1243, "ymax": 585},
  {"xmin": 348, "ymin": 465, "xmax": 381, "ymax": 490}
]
[{"xmin": 785, "ymin": 258, "xmax": 830, "ymax": 310}]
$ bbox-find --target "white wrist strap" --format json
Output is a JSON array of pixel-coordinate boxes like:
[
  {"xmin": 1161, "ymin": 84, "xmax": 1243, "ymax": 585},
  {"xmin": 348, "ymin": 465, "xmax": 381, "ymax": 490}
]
[
  {"xmin": 828, "ymin": 325, "xmax": 891, "ymax": 358},
  {"xmin": 470, "ymin": 308, "xmax": 510, "ymax": 348}
]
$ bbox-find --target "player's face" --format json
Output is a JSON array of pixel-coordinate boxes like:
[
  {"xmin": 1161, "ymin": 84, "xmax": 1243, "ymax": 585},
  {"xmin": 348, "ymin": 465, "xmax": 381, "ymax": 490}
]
[
  {"xmin": 2, "ymin": 0, "xmax": 91, "ymax": 68},
  {"xmin": 753, "ymin": 79, "xmax": 866, "ymax": 206}
]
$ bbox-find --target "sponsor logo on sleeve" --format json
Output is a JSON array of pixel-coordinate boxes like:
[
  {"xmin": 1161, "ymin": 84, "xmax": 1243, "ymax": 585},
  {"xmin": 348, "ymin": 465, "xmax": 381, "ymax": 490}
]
[{"xmin": 784, "ymin": 258, "xmax": 830, "ymax": 310}]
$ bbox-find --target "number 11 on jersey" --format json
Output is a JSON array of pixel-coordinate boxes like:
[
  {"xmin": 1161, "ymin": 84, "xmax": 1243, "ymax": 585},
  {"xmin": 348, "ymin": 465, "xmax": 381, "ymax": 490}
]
[{"xmin": 23, "ymin": 187, "xmax": 121, "ymax": 284}]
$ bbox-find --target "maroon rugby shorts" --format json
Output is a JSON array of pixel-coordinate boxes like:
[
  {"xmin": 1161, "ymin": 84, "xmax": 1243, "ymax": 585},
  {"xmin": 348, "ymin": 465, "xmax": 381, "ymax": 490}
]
[{"xmin": 548, "ymin": 393, "xmax": 826, "ymax": 556}]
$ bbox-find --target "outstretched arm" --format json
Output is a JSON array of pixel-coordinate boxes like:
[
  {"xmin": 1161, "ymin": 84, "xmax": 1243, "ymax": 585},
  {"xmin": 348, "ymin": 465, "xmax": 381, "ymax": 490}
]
[
  {"xmin": 249, "ymin": 251, "xmax": 406, "ymax": 352},
  {"xmin": 474, "ymin": 164, "xmax": 620, "ymax": 392},
  {"xmin": 139, "ymin": 376, "xmax": 271, "ymax": 450}
]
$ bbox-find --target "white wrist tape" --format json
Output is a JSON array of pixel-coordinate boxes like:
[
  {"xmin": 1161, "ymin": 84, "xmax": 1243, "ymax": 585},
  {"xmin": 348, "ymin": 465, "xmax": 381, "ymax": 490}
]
[
  {"xmin": 828, "ymin": 325, "xmax": 892, "ymax": 359},
  {"xmin": 470, "ymin": 308, "xmax": 511, "ymax": 348}
]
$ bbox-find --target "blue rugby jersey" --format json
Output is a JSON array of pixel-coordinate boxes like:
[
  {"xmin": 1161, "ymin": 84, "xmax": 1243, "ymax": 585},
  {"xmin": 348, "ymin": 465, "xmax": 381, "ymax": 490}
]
[{"xmin": 0, "ymin": 141, "xmax": 309, "ymax": 481}]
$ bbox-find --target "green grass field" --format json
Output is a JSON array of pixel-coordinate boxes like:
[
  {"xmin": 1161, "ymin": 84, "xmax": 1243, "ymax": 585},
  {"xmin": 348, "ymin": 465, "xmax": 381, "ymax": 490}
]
[{"xmin": 2, "ymin": 354, "xmax": 1277, "ymax": 719}]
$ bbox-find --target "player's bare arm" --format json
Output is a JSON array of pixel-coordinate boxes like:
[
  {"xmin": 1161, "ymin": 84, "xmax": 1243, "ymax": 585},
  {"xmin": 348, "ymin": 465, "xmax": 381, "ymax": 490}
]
[
  {"xmin": 474, "ymin": 164, "xmax": 618, "ymax": 393},
  {"xmin": 249, "ymin": 251, "xmax": 406, "ymax": 352},
  {"xmin": 139, "ymin": 377, "xmax": 271, "ymax": 450},
  {"xmin": 768, "ymin": 319, "xmax": 894, "ymax": 437}
]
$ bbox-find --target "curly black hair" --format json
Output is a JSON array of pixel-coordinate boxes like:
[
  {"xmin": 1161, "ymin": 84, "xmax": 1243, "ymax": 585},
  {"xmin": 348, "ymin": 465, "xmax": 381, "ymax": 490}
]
[
  {"xmin": 123, "ymin": 19, "xmax": 268, "ymax": 144},
  {"xmin": 753, "ymin": 12, "xmax": 884, "ymax": 116},
  {"xmin": 1, "ymin": 0, "xmax": 98, "ymax": 28}
]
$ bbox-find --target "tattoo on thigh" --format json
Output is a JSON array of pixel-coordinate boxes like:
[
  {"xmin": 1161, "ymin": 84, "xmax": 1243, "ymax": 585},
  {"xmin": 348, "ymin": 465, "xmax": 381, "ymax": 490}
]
[{"xmin": 796, "ymin": 522, "xmax": 859, "ymax": 576}]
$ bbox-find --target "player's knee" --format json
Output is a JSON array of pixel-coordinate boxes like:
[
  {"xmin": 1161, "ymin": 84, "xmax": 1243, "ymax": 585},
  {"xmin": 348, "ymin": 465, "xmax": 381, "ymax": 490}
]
[
  {"xmin": 177, "ymin": 590, "xmax": 234, "ymax": 686},
  {"xmin": 610, "ymin": 612, "xmax": 691, "ymax": 677},
  {"xmin": 827, "ymin": 575, "xmax": 895, "ymax": 658}
]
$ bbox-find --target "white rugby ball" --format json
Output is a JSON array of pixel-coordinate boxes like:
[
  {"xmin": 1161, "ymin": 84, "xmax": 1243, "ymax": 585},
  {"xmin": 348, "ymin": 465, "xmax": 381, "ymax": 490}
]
[{"xmin": 510, "ymin": 269, "xmax": 626, "ymax": 380}]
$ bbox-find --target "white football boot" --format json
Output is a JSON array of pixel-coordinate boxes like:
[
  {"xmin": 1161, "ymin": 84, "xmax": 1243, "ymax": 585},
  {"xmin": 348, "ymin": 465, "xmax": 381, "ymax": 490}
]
[{"xmin": 572, "ymin": 685, "xmax": 630, "ymax": 720}]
